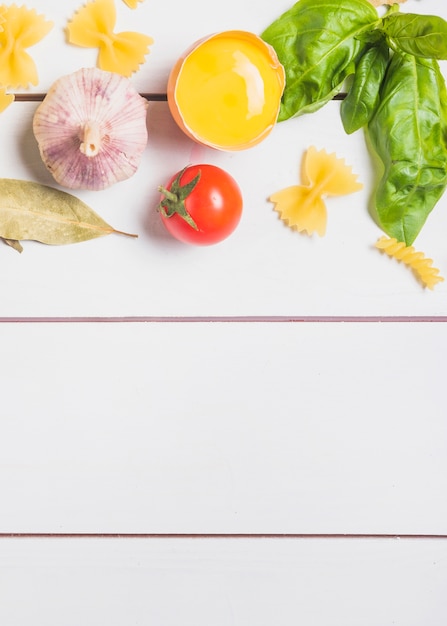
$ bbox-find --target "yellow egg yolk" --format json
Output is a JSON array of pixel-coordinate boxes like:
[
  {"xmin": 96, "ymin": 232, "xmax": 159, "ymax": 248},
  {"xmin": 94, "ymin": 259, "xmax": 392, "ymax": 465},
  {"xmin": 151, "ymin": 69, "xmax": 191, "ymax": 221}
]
[{"xmin": 174, "ymin": 33, "xmax": 284, "ymax": 150}]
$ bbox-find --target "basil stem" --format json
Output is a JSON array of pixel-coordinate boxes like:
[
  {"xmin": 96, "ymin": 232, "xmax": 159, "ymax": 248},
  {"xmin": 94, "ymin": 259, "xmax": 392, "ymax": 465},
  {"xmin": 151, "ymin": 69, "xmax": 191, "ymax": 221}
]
[{"xmin": 366, "ymin": 51, "xmax": 447, "ymax": 245}]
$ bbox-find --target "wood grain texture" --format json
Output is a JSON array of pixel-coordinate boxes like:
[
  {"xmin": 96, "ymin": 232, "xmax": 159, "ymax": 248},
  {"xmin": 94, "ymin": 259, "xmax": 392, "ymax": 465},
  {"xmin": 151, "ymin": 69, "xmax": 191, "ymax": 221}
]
[
  {"xmin": 2, "ymin": 1, "xmax": 447, "ymax": 316},
  {"xmin": 1, "ymin": 321, "xmax": 446, "ymax": 534},
  {"xmin": 1, "ymin": 2, "xmax": 447, "ymax": 623},
  {"xmin": 2, "ymin": 97, "xmax": 447, "ymax": 317},
  {"xmin": 0, "ymin": 537, "xmax": 446, "ymax": 626}
]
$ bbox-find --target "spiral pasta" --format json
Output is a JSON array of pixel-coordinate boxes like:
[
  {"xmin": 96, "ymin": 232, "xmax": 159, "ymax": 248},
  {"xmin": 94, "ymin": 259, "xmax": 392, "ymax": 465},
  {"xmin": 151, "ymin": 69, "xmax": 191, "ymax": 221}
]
[{"xmin": 375, "ymin": 236, "xmax": 444, "ymax": 289}]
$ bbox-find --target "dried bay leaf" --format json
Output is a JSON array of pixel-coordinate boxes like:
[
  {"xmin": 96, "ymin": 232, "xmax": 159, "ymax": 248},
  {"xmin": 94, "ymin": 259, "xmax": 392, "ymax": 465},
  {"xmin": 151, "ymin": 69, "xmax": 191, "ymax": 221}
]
[
  {"xmin": 0, "ymin": 179, "xmax": 137, "ymax": 246},
  {"xmin": 1, "ymin": 237, "xmax": 23, "ymax": 253}
]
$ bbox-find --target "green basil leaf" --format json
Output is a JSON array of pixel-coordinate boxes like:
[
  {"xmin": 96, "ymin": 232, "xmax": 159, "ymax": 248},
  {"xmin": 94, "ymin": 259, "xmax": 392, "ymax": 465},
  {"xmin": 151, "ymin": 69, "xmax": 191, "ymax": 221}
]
[
  {"xmin": 341, "ymin": 40, "xmax": 389, "ymax": 134},
  {"xmin": 366, "ymin": 52, "xmax": 447, "ymax": 245},
  {"xmin": 0, "ymin": 179, "xmax": 137, "ymax": 246},
  {"xmin": 261, "ymin": 0, "xmax": 379, "ymax": 121},
  {"xmin": 382, "ymin": 13, "xmax": 447, "ymax": 59}
]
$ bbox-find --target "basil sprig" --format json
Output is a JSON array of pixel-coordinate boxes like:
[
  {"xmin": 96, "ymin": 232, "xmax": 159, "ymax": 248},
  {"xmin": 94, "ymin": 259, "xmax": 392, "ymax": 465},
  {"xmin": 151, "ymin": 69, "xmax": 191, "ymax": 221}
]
[
  {"xmin": 262, "ymin": 0, "xmax": 447, "ymax": 245},
  {"xmin": 262, "ymin": 0, "xmax": 380, "ymax": 121},
  {"xmin": 367, "ymin": 52, "xmax": 447, "ymax": 245}
]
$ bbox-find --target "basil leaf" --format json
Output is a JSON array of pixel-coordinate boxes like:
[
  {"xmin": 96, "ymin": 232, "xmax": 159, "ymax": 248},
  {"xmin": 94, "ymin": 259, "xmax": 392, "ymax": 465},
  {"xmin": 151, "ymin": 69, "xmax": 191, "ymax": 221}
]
[
  {"xmin": 366, "ymin": 52, "xmax": 447, "ymax": 245},
  {"xmin": 340, "ymin": 40, "xmax": 389, "ymax": 134},
  {"xmin": 261, "ymin": 0, "xmax": 379, "ymax": 121},
  {"xmin": 382, "ymin": 13, "xmax": 447, "ymax": 59}
]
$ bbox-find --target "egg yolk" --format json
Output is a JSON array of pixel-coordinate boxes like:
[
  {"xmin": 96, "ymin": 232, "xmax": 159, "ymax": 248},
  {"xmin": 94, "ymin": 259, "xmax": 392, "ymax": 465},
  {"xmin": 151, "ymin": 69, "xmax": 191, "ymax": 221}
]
[{"xmin": 174, "ymin": 33, "xmax": 284, "ymax": 150}]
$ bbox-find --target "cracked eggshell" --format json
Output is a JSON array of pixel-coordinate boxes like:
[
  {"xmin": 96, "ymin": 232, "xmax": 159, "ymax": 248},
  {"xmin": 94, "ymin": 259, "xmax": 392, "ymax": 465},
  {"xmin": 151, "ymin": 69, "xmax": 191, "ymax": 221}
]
[
  {"xmin": 167, "ymin": 31, "xmax": 285, "ymax": 151},
  {"xmin": 33, "ymin": 67, "xmax": 149, "ymax": 191}
]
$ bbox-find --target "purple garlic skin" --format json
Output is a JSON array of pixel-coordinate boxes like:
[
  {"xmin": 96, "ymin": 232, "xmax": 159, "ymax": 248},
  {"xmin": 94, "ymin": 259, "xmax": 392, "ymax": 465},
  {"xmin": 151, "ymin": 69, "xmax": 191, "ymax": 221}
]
[{"xmin": 33, "ymin": 67, "xmax": 149, "ymax": 191}]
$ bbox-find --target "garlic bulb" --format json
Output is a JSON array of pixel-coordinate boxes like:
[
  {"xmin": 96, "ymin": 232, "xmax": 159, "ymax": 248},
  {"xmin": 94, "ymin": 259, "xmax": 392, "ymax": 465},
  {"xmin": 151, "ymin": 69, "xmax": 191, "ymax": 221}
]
[{"xmin": 33, "ymin": 67, "xmax": 148, "ymax": 190}]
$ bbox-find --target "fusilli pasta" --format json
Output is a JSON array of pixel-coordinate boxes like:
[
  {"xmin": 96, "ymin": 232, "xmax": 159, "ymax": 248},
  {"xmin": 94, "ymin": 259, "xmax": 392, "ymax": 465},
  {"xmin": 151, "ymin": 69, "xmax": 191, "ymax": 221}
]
[{"xmin": 375, "ymin": 236, "xmax": 444, "ymax": 289}]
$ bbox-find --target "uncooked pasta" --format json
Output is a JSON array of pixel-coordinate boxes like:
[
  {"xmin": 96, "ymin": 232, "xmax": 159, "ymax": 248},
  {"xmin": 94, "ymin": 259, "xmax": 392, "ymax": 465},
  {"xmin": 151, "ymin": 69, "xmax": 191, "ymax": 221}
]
[{"xmin": 375, "ymin": 236, "xmax": 444, "ymax": 289}]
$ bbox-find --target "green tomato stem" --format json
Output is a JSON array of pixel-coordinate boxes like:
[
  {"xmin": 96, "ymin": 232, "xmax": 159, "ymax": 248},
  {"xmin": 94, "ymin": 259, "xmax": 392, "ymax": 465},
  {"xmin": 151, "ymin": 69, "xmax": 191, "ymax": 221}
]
[
  {"xmin": 157, "ymin": 168, "xmax": 201, "ymax": 231},
  {"xmin": 157, "ymin": 186, "xmax": 178, "ymax": 203}
]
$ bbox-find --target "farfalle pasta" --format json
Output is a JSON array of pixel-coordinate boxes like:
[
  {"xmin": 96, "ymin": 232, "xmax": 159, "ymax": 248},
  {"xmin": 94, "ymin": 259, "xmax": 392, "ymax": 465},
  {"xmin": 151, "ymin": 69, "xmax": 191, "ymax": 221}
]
[
  {"xmin": 67, "ymin": 0, "xmax": 154, "ymax": 77},
  {"xmin": 375, "ymin": 236, "xmax": 444, "ymax": 289},
  {"xmin": 122, "ymin": 0, "xmax": 145, "ymax": 7},
  {"xmin": 269, "ymin": 146, "xmax": 363, "ymax": 236},
  {"xmin": 0, "ymin": 4, "xmax": 53, "ymax": 90}
]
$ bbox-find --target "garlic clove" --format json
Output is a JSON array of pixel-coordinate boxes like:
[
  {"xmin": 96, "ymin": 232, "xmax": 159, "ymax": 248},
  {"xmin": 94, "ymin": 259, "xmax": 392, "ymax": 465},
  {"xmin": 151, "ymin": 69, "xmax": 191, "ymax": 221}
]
[{"xmin": 32, "ymin": 67, "xmax": 149, "ymax": 191}]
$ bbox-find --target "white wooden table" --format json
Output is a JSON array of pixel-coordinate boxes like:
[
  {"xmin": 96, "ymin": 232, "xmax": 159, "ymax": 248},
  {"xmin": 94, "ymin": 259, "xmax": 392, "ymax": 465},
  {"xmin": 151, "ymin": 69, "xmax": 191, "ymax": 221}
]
[{"xmin": 1, "ymin": 0, "xmax": 447, "ymax": 623}]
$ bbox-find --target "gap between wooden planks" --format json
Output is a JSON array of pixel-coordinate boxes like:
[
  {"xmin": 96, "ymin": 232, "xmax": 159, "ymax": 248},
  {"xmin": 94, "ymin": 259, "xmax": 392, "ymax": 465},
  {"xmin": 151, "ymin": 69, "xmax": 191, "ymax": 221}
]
[
  {"xmin": 12, "ymin": 93, "xmax": 347, "ymax": 102},
  {"xmin": 0, "ymin": 533, "xmax": 447, "ymax": 539},
  {"xmin": 12, "ymin": 93, "xmax": 168, "ymax": 102},
  {"xmin": 1, "ymin": 316, "xmax": 447, "ymax": 323}
]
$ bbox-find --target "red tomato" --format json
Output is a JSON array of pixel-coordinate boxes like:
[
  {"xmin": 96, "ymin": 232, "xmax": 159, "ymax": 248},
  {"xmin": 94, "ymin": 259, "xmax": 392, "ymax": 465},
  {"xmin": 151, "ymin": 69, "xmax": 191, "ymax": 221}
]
[{"xmin": 157, "ymin": 164, "xmax": 243, "ymax": 245}]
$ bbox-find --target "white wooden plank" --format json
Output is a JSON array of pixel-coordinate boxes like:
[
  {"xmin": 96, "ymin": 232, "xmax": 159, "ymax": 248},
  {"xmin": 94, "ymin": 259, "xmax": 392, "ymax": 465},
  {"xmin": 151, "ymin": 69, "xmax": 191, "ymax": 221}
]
[
  {"xmin": 2, "ymin": 98, "xmax": 447, "ymax": 318},
  {"xmin": 9, "ymin": 0, "xmax": 296, "ymax": 94},
  {"xmin": 1, "ymin": 321, "xmax": 446, "ymax": 534},
  {"xmin": 9, "ymin": 0, "xmax": 447, "ymax": 94},
  {"xmin": 2, "ymin": 0, "xmax": 447, "ymax": 317},
  {"xmin": 0, "ymin": 537, "xmax": 446, "ymax": 626}
]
